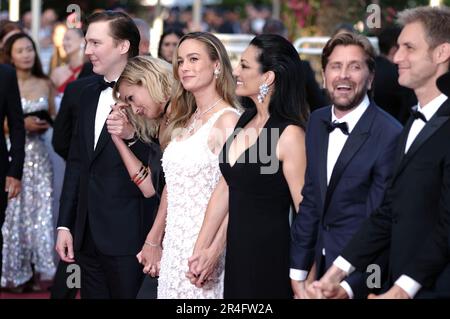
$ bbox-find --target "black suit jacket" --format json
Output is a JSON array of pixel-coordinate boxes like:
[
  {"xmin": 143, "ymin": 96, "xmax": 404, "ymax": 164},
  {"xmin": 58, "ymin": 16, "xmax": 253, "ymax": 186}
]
[
  {"xmin": 0, "ymin": 64, "xmax": 25, "ymax": 199},
  {"xmin": 291, "ymin": 102, "xmax": 401, "ymax": 298},
  {"xmin": 341, "ymin": 98, "xmax": 450, "ymax": 296},
  {"xmin": 57, "ymin": 78, "xmax": 153, "ymax": 256},
  {"xmin": 52, "ymin": 75, "xmax": 98, "ymax": 160}
]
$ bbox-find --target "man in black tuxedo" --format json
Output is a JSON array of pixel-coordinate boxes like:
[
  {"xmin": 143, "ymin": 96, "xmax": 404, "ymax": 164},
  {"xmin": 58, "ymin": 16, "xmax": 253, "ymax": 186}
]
[
  {"xmin": 290, "ymin": 33, "xmax": 401, "ymax": 299},
  {"xmin": 309, "ymin": 6, "xmax": 450, "ymax": 299},
  {"xmin": 0, "ymin": 64, "xmax": 25, "ymax": 282},
  {"xmin": 50, "ymin": 72, "xmax": 96, "ymax": 299},
  {"xmin": 55, "ymin": 11, "xmax": 153, "ymax": 299},
  {"xmin": 366, "ymin": 71, "xmax": 450, "ymax": 299}
]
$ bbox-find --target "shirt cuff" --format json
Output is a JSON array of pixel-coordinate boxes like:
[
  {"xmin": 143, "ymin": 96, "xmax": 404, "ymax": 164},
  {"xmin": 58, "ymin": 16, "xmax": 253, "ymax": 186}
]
[
  {"xmin": 290, "ymin": 268, "xmax": 308, "ymax": 281},
  {"xmin": 57, "ymin": 226, "xmax": 71, "ymax": 232},
  {"xmin": 395, "ymin": 275, "xmax": 422, "ymax": 299},
  {"xmin": 333, "ymin": 256, "xmax": 356, "ymax": 275},
  {"xmin": 340, "ymin": 280, "xmax": 354, "ymax": 299}
]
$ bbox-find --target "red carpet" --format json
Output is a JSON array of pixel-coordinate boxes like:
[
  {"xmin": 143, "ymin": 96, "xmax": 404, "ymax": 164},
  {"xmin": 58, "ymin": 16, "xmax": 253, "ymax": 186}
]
[
  {"xmin": 0, "ymin": 281, "xmax": 51, "ymax": 299},
  {"xmin": 0, "ymin": 289, "xmax": 50, "ymax": 299}
]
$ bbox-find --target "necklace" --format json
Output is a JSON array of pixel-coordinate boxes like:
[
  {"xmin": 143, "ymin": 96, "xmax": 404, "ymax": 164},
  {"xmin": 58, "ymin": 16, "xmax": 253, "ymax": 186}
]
[{"xmin": 187, "ymin": 97, "xmax": 223, "ymax": 134}]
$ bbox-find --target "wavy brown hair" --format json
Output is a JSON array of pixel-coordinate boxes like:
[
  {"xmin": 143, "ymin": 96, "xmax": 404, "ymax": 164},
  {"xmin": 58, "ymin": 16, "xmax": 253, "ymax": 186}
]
[{"xmin": 161, "ymin": 32, "xmax": 239, "ymax": 146}]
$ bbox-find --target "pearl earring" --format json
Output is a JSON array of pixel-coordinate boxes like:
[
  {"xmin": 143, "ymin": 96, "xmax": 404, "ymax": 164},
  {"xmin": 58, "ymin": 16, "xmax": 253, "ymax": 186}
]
[{"xmin": 257, "ymin": 83, "xmax": 269, "ymax": 103}]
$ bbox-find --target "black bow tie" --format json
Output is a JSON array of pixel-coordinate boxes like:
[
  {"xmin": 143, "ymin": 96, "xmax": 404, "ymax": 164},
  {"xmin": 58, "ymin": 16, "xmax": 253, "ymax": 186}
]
[
  {"xmin": 410, "ymin": 107, "xmax": 427, "ymax": 123},
  {"xmin": 324, "ymin": 120, "xmax": 349, "ymax": 135},
  {"xmin": 98, "ymin": 78, "xmax": 116, "ymax": 91}
]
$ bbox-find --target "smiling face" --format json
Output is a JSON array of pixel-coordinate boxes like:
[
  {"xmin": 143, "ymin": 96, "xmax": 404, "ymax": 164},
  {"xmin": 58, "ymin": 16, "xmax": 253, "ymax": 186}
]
[
  {"xmin": 118, "ymin": 82, "xmax": 163, "ymax": 119},
  {"xmin": 176, "ymin": 38, "xmax": 218, "ymax": 93},
  {"xmin": 84, "ymin": 21, "xmax": 127, "ymax": 77},
  {"xmin": 233, "ymin": 45, "xmax": 264, "ymax": 100},
  {"xmin": 11, "ymin": 37, "xmax": 36, "ymax": 71},
  {"xmin": 63, "ymin": 28, "xmax": 84, "ymax": 56},
  {"xmin": 323, "ymin": 44, "xmax": 373, "ymax": 111},
  {"xmin": 393, "ymin": 22, "xmax": 439, "ymax": 91}
]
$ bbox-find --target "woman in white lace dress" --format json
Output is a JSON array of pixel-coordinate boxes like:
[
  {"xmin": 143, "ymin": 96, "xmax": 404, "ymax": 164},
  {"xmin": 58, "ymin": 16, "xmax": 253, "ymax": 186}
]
[{"xmin": 144, "ymin": 32, "xmax": 240, "ymax": 299}]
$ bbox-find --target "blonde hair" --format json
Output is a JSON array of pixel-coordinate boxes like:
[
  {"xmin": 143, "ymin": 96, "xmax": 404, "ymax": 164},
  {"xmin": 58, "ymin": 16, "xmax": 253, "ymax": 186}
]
[
  {"xmin": 113, "ymin": 56, "xmax": 174, "ymax": 144},
  {"xmin": 161, "ymin": 32, "xmax": 239, "ymax": 146}
]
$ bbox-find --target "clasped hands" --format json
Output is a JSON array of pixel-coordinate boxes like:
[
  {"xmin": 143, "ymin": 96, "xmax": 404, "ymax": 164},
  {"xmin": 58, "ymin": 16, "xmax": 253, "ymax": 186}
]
[
  {"xmin": 186, "ymin": 248, "xmax": 219, "ymax": 288},
  {"xmin": 292, "ymin": 265, "xmax": 349, "ymax": 299},
  {"xmin": 106, "ymin": 102, "xmax": 135, "ymax": 140},
  {"xmin": 136, "ymin": 242, "xmax": 162, "ymax": 278}
]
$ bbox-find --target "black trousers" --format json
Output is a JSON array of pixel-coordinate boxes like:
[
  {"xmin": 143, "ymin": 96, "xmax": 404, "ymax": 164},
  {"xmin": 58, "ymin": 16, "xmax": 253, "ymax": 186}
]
[
  {"xmin": 76, "ymin": 221, "xmax": 144, "ymax": 299},
  {"xmin": 50, "ymin": 260, "xmax": 79, "ymax": 299}
]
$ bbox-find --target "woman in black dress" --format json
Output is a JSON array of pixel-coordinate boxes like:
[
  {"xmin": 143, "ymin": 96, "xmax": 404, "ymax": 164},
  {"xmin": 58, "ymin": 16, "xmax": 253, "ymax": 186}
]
[
  {"xmin": 106, "ymin": 56, "xmax": 173, "ymax": 278},
  {"xmin": 188, "ymin": 34, "xmax": 309, "ymax": 298}
]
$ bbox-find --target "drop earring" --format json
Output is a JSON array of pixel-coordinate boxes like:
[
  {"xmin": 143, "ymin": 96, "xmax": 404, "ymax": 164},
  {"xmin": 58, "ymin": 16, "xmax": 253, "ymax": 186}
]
[
  {"xmin": 213, "ymin": 68, "xmax": 220, "ymax": 79},
  {"xmin": 257, "ymin": 83, "xmax": 269, "ymax": 103}
]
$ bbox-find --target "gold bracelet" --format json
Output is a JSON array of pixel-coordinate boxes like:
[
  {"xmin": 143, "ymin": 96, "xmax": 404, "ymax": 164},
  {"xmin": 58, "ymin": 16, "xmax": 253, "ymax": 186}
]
[{"xmin": 131, "ymin": 164, "xmax": 145, "ymax": 182}]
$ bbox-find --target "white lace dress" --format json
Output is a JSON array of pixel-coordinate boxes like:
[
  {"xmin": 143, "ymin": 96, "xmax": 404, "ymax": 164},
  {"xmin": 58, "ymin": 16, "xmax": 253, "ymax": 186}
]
[{"xmin": 159, "ymin": 107, "xmax": 238, "ymax": 299}]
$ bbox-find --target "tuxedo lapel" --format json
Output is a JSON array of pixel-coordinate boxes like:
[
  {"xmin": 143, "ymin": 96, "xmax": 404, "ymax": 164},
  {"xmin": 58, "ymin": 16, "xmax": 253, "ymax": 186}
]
[
  {"xmin": 392, "ymin": 117, "xmax": 414, "ymax": 174},
  {"xmin": 92, "ymin": 121, "xmax": 111, "ymax": 162},
  {"xmin": 323, "ymin": 103, "xmax": 375, "ymax": 214},
  {"xmin": 317, "ymin": 109, "xmax": 331, "ymax": 208},
  {"xmin": 396, "ymin": 100, "xmax": 450, "ymax": 177},
  {"xmin": 83, "ymin": 80, "xmax": 102, "ymax": 163}
]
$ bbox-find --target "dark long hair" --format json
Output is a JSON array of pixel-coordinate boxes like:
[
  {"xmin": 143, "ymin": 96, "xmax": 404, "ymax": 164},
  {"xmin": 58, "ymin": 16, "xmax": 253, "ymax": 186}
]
[
  {"xmin": 157, "ymin": 28, "xmax": 184, "ymax": 61},
  {"xmin": 244, "ymin": 34, "xmax": 308, "ymax": 129},
  {"xmin": 3, "ymin": 32, "xmax": 47, "ymax": 78}
]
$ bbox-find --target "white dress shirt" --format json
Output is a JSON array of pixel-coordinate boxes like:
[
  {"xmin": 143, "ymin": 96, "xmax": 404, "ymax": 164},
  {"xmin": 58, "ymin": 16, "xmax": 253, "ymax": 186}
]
[
  {"xmin": 58, "ymin": 77, "xmax": 117, "ymax": 233},
  {"xmin": 94, "ymin": 80, "xmax": 116, "ymax": 149},
  {"xmin": 290, "ymin": 96, "xmax": 370, "ymax": 299},
  {"xmin": 333, "ymin": 93, "xmax": 448, "ymax": 298}
]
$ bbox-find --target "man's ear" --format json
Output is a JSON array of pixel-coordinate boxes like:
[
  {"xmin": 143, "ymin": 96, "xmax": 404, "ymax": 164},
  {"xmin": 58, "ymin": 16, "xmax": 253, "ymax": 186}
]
[
  {"xmin": 367, "ymin": 72, "xmax": 375, "ymax": 90},
  {"xmin": 321, "ymin": 70, "xmax": 326, "ymax": 89},
  {"xmin": 119, "ymin": 39, "xmax": 131, "ymax": 55},
  {"xmin": 435, "ymin": 42, "xmax": 450, "ymax": 65}
]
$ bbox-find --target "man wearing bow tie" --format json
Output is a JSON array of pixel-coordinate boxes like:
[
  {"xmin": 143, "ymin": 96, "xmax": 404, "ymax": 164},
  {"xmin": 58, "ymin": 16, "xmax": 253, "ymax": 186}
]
[
  {"xmin": 311, "ymin": 6, "xmax": 450, "ymax": 299},
  {"xmin": 290, "ymin": 32, "xmax": 402, "ymax": 299},
  {"xmin": 55, "ymin": 11, "xmax": 153, "ymax": 298}
]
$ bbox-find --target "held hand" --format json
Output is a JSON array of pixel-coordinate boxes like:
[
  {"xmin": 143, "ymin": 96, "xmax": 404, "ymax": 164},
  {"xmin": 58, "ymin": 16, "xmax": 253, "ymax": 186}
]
[
  {"xmin": 313, "ymin": 265, "xmax": 347, "ymax": 298},
  {"xmin": 368, "ymin": 285, "xmax": 410, "ymax": 299},
  {"xmin": 187, "ymin": 247, "xmax": 220, "ymax": 288},
  {"xmin": 55, "ymin": 229, "xmax": 75, "ymax": 263},
  {"xmin": 24, "ymin": 116, "xmax": 50, "ymax": 133},
  {"xmin": 291, "ymin": 280, "xmax": 309, "ymax": 299},
  {"xmin": 305, "ymin": 281, "xmax": 326, "ymax": 299},
  {"xmin": 5, "ymin": 176, "xmax": 21, "ymax": 199},
  {"xmin": 137, "ymin": 241, "xmax": 162, "ymax": 277},
  {"xmin": 106, "ymin": 103, "xmax": 135, "ymax": 139}
]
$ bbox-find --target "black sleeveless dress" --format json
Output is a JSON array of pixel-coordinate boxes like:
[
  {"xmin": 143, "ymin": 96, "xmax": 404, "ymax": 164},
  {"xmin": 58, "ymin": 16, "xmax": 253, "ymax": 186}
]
[{"xmin": 220, "ymin": 107, "xmax": 297, "ymax": 299}]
